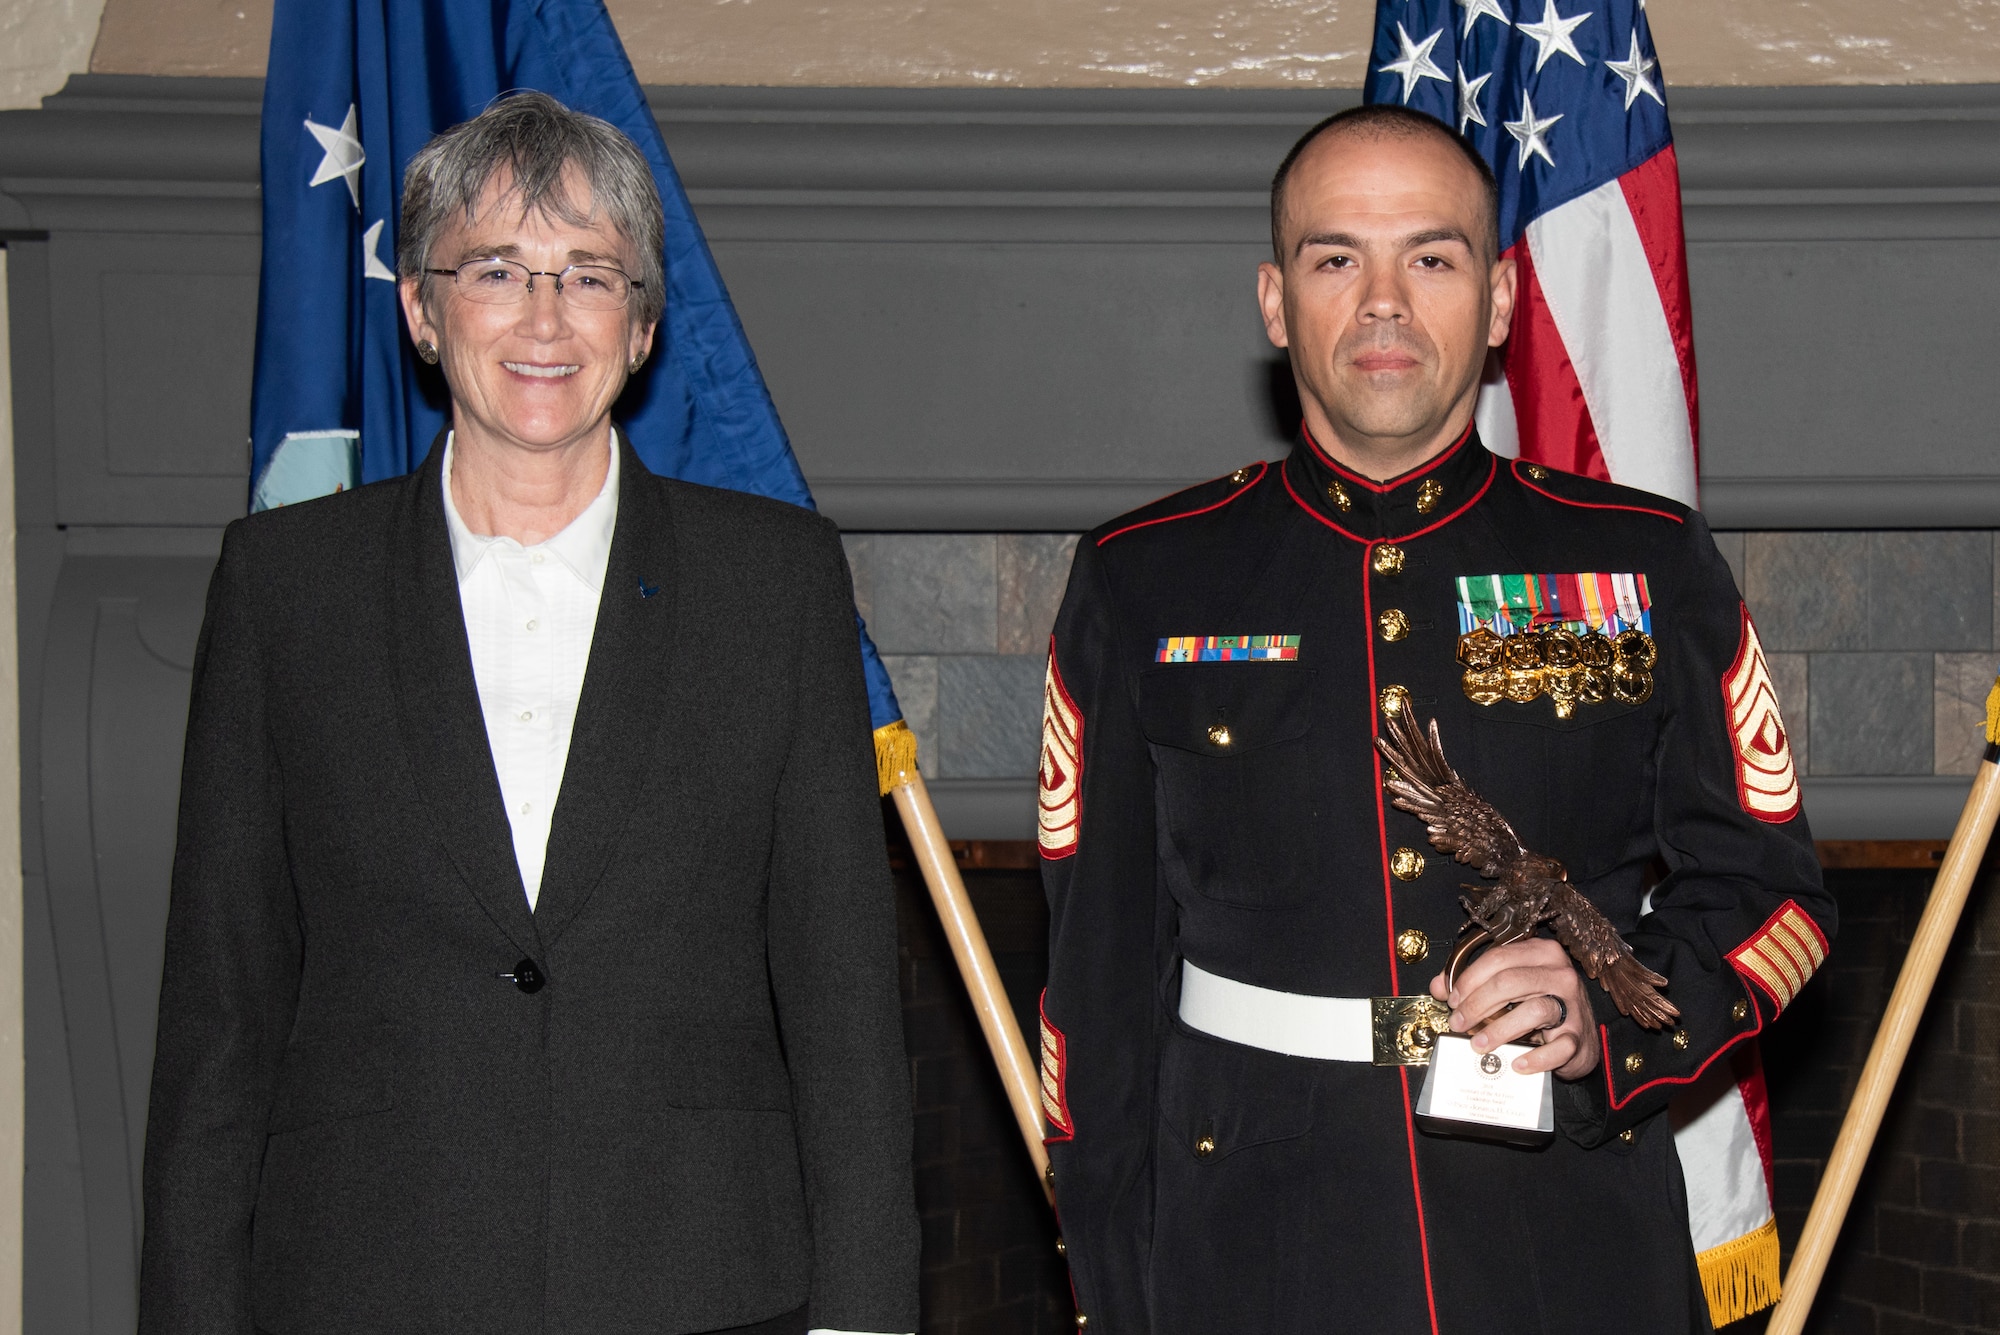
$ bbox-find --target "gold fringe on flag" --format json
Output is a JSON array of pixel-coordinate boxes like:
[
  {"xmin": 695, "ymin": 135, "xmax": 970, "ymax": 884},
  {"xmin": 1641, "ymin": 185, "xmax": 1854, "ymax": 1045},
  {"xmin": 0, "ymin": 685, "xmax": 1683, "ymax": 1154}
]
[
  {"xmin": 1985, "ymin": 673, "xmax": 2000, "ymax": 746},
  {"xmin": 1696, "ymin": 1216, "xmax": 1781, "ymax": 1328},
  {"xmin": 874, "ymin": 719, "xmax": 919, "ymax": 796}
]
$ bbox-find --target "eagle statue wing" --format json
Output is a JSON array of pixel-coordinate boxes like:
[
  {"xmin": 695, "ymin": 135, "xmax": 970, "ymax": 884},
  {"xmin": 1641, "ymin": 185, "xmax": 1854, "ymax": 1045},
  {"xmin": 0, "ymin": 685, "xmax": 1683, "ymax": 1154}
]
[
  {"xmin": 1372, "ymin": 711, "xmax": 1524, "ymax": 880},
  {"xmin": 1545, "ymin": 882, "xmax": 1680, "ymax": 1030}
]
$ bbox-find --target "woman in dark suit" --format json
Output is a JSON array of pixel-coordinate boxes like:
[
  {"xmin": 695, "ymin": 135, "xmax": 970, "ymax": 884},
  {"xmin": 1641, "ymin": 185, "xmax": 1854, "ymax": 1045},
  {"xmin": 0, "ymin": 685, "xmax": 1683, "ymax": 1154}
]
[{"xmin": 139, "ymin": 91, "xmax": 917, "ymax": 1335}]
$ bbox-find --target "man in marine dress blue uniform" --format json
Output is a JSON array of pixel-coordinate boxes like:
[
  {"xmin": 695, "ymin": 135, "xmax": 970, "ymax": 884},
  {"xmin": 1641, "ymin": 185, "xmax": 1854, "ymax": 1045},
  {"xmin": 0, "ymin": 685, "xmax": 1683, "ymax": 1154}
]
[{"xmin": 1035, "ymin": 105, "xmax": 1833, "ymax": 1333}]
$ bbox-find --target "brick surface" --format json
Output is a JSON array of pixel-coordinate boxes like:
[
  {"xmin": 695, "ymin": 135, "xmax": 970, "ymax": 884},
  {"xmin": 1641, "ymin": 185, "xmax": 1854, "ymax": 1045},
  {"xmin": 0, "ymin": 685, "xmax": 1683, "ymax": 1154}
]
[
  {"xmin": 1745, "ymin": 869, "xmax": 2000, "ymax": 1335},
  {"xmin": 1877, "ymin": 1208, "xmax": 1961, "ymax": 1269},
  {"xmin": 895, "ymin": 862, "xmax": 1072, "ymax": 1333}
]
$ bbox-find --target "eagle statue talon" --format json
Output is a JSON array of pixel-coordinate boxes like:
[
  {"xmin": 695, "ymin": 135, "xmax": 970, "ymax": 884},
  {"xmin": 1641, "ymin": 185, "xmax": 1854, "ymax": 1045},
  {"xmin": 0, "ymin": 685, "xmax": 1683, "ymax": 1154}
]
[{"xmin": 1374, "ymin": 711, "xmax": 1681, "ymax": 1031}]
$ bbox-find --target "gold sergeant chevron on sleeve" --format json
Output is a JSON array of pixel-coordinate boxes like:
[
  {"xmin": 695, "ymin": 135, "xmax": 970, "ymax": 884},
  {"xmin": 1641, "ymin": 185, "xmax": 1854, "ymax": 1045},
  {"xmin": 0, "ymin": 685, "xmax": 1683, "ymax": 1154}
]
[{"xmin": 1727, "ymin": 901, "xmax": 1828, "ymax": 1012}]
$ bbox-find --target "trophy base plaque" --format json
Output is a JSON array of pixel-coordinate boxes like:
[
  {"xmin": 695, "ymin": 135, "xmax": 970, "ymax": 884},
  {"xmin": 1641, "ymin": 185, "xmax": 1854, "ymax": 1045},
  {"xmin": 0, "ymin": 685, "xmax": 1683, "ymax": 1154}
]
[{"xmin": 1414, "ymin": 1034, "xmax": 1555, "ymax": 1148}]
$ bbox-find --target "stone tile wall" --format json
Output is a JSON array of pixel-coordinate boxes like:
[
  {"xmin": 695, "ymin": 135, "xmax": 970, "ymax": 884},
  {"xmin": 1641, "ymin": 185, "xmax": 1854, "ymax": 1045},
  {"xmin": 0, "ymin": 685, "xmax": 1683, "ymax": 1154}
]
[
  {"xmin": 849, "ymin": 530, "xmax": 2000, "ymax": 785},
  {"xmin": 846, "ymin": 534, "xmax": 1077, "ymax": 779}
]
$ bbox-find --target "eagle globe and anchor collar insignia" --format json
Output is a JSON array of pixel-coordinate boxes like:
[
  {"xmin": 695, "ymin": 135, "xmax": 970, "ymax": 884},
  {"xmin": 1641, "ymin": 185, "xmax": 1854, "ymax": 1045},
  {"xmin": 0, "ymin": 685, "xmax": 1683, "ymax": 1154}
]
[{"xmin": 1455, "ymin": 573, "xmax": 1656, "ymax": 718}]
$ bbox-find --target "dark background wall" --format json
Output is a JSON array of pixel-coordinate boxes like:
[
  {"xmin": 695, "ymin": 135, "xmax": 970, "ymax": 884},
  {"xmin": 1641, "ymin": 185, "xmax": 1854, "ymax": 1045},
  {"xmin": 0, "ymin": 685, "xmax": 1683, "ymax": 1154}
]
[{"xmin": 5, "ymin": 75, "xmax": 2000, "ymax": 1331}]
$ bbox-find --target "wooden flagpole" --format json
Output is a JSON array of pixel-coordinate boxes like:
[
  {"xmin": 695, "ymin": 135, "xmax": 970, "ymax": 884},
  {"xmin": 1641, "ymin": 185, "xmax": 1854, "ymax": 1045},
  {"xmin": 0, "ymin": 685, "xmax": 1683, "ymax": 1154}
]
[
  {"xmin": 1764, "ymin": 674, "xmax": 2000, "ymax": 1334},
  {"xmin": 876, "ymin": 722, "xmax": 1054, "ymax": 1205}
]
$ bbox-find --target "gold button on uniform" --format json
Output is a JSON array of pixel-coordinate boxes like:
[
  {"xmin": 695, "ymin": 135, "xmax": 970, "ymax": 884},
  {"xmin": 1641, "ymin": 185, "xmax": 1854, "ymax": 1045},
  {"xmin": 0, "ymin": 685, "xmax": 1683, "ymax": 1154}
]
[
  {"xmin": 1623, "ymin": 1052, "xmax": 1645, "ymax": 1075},
  {"xmin": 1672, "ymin": 1029, "xmax": 1690, "ymax": 1051},
  {"xmin": 1395, "ymin": 928, "xmax": 1430, "ymax": 963},
  {"xmin": 1076, "ymin": 1315, "xmax": 1090, "ymax": 1330},
  {"xmin": 1372, "ymin": 544, "xmax": 1407, "ymax": 576},
  {"xmin": 1055, "ymin": 1237, "xmax": 1067, "ymax": 1256},
  {"xmin": 1230, "ymin": 466, "xmax": 1252, "ymax": 484},
  {"xmin": 1379, "ymin": 685, "xmax": 1411, "ymax": 718},
  {"xmin": 1206, "ymin": 722, "xmax": 1233, "ymax": 747},
  {"xmin": 1619, "ymin": 1128, "xmax": 1637, "ymax": 1144},
  {"xmin": 1377, "ymin": 608, "xmax": 1410, "ymax": 642},
  {"xmin": 1195, "ymin": 1134, "xmax": 1216, "ymax": 1158},
  {"xmin": 1731, "ymin": 999, "xmax": 1749, "ymax": 1023},
  {"xmin": 1526, "ymin": 464, "xmax": 1549, "ymax": 480},
  {"xmin": 1415, "ymin": 478, "xmax": 1444, "ymax": 514},
  {"xmin": 1327, "ymin": 480, "xmax": 1353, "ymax": 511},
  {"xmin": 1390, "ymin": 848, "xmax": 1426, "ymax": 881}
]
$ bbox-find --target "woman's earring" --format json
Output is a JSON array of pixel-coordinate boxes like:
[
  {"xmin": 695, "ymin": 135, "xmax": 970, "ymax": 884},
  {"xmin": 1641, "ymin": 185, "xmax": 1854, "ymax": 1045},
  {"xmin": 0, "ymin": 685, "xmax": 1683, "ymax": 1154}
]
[
  {"xmin": 416, "ymin": 340, "xmax": 440, "ymax": 365},
  {"xmin": 628, "ymin": 351, "xmax": 648, "ymax": 375}
]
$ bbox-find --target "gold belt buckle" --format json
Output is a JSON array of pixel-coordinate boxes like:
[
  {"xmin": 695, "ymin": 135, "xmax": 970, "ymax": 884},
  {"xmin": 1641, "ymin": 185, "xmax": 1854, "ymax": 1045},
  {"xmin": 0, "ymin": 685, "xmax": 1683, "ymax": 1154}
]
[{"xmin": 1370, "ymin": 995, "xmax": 1452, "ymax": 1066}]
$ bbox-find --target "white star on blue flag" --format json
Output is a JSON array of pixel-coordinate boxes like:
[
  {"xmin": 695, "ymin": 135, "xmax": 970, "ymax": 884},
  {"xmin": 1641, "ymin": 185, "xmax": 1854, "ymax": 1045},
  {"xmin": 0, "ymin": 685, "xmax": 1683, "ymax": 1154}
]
[{"xmin": 304, "ymin": 104, "xmax": 365, "ymax": 211}]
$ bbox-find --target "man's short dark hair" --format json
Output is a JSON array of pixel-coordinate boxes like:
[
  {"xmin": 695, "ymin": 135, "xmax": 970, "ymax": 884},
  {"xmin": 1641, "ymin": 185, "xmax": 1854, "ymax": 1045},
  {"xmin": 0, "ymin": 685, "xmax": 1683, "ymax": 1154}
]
[{"xmin": 1269, "ymin": 104, "xmax": 1501, "ymax": 264}]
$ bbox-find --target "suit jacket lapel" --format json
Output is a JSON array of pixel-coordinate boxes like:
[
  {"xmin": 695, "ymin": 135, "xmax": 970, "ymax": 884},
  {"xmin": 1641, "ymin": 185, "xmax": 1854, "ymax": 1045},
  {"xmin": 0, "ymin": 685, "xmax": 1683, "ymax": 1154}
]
[
  {"xmin": 387, "ymin": 433, "xmax": 544, "ymax": 959},
  {"xmin": 532, "ymin": 438, "xmax": 678, "ymax": 946}
]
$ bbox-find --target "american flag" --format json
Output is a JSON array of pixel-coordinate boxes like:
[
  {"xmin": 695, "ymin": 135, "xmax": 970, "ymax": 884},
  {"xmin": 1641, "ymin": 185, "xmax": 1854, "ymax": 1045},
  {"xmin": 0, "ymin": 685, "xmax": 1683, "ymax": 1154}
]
[
  {"xmin": 1365, "ymin": 6, "xmax": 1781, "ymax": 1324},
  {"xmin": 1365, "ymin": 0, "xmax": 1698, "ymax": 509}
]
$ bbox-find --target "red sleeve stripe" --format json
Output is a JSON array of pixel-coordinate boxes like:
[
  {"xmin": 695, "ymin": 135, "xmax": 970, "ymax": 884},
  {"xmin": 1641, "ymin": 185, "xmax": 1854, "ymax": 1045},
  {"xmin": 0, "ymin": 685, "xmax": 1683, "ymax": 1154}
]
[
  {"xmin": 1096, "ymin": 462, "xmax": 1268, "ymax": 546},
  {"xmin": 1512, "ymin": 459, "xmax": 1685, "ymax": 524}
]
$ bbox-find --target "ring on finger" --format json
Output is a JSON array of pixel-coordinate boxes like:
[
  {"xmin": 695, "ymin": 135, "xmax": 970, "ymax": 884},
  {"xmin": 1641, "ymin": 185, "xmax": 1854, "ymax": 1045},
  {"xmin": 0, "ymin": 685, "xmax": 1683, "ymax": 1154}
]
[{"xmin": 1543, "ymin": 994, "xmax": 1568, "ymax": 1030}]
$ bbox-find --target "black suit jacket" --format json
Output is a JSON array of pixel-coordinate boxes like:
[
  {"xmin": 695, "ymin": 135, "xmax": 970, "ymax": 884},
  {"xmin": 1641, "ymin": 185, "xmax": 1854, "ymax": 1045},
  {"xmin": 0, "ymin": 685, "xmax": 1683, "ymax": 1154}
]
[{"xmin": 139, "ymin": 436, "xmax": 919, "ymax": 1335}]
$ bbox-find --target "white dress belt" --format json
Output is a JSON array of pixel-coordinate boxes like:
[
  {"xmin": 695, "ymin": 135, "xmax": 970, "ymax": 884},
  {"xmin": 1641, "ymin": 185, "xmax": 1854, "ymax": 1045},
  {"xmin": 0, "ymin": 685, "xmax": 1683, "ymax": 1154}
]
[{"xmin": 1177, "ymin": 959, "xmax": 1376, "ymax": 1063}]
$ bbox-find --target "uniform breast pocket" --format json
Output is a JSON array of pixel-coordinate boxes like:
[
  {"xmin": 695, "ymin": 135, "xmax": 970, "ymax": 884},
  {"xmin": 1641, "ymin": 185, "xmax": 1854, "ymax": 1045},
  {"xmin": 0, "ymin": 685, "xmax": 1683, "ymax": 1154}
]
[
  {"xmin": 1140, "ymin": 667, "xmax": 1320, "ymax": 908},
  {"xmin": 1465, "ymin": 704, "xmax": 1658, "ymax": 879}
]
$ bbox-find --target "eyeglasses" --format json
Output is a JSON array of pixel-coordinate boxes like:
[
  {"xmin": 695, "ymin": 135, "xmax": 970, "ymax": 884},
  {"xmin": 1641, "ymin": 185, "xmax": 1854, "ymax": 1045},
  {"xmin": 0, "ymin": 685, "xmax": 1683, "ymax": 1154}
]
[{"xmin": 424, "ymin": 258, "xmax": 644, "ymax": 312}]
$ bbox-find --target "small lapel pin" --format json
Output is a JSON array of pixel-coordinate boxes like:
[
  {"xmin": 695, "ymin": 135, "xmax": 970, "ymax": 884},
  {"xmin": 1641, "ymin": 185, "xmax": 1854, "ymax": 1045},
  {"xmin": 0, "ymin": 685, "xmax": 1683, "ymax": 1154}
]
[{"xmin": 638, "ymin": 579, "xmax": 659, "ymax": 599}]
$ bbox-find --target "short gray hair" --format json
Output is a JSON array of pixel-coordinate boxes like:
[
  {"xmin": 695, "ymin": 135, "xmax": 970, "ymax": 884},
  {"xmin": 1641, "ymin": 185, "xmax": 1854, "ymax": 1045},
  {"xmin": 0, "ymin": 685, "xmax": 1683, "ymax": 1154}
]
[{"xmin": 398, "ymin": 90, "xmax": 667, "ymax": 328}]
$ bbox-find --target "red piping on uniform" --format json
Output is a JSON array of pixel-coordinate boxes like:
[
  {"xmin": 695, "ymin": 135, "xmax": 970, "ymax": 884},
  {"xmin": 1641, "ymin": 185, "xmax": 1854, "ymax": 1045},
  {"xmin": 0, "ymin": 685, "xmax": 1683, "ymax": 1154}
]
[
  {"xmin": 1365, "ymin": 543, "xmax": 1441, "ymax": 1335},
  {"xmin": 1302, "ymin": 419, "xmax": 1475, "ymax": 494},
  {"xmin": 1095, "ymin": 461, "xmax": 1269, "ymax": 546},
  {"xmin": 1399, "ymin": 1067, "xmax": 1443, "ymax": 1335},
  {"xmin": 1283, "ymin": 455, "xmax": 1497, "ymax": 545},
  {"xmin": 1511, "ymin": 460, "xmax": 1685, "ymax": 525},
  {"xmin": 1602, "ymin": 986, "xmax": 1765, "ymax": 1111}
]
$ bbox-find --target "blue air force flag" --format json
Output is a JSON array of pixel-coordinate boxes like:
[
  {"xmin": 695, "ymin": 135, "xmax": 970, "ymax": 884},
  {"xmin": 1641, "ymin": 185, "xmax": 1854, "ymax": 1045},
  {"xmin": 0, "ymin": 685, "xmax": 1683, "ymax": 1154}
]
[{"xmin": 251, "ymin": 0, "xmax": 903, "ymax": 734}]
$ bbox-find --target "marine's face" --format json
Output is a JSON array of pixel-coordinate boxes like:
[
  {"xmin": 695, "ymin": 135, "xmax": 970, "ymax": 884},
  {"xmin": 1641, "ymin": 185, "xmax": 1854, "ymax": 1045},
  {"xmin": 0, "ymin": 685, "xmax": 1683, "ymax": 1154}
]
[
  {"xmin": 400, "ymin": 168, "xmax": 655, "ymax": 458},
  {"xmin": 1258, "ymin": 131, "xmax": 1514, "ymax": 471}
]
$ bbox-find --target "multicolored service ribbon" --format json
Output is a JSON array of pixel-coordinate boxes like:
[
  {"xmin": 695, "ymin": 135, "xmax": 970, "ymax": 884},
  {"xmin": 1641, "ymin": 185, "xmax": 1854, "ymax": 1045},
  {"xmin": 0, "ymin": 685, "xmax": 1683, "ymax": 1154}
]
[
  {"xmin": 1156, "ymin": 634, "xmax": 1302, "ymax": 663},
  {"xmin": 1455, "ymin": 573, "xmax": 1652, "ymax": 638}
]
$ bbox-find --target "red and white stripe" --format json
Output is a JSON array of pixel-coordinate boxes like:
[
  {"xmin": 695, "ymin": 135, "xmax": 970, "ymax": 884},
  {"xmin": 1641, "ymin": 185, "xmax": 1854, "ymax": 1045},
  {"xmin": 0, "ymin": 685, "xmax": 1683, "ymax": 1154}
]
[{"xmin": 1476, "ymin": 146, "xmax": 1699, "ymax": 508}]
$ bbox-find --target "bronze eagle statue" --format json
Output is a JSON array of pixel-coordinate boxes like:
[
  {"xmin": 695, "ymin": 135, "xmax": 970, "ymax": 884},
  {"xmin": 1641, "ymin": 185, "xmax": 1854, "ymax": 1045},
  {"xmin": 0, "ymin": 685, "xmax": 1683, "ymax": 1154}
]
[{"xmin": 1374, "ymin": 709, "xmax": 1679, "ymax": 1031}]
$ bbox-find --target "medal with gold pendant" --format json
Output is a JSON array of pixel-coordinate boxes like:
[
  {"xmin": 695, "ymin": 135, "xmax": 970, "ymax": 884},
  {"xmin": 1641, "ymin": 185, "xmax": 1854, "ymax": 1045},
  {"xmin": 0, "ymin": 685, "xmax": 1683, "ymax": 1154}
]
[
  {"xmin": 1457, "ymin": 625, "xmax": 1506, "ymax": 705},
  {"xmin": 1612, "ymin": 627, "xmax": 1657, "ymax": 705},
  {"xmin": 1539, "ymin": 625, "xmax": 1585, "ymax": 718},
  {"xmin": 1501, "ymin": 629, "xmax": 1544, "ymax": 703}
]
